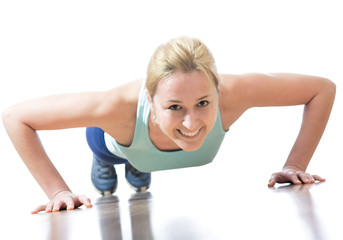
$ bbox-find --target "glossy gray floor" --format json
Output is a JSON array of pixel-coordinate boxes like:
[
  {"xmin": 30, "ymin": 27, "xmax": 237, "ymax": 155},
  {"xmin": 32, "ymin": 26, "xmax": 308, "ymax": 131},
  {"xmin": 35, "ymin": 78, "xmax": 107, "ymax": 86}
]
[{"xmin": 3, "ymin": 180, "xmax": 343, "ymax": 240}]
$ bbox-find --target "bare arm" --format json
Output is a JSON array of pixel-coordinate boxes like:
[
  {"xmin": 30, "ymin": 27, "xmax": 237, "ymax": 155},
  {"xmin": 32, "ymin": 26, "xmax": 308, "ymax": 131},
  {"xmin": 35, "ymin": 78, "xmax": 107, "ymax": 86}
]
[
  {"xmin": 220, "ymin": 73, "xmax": 336, "ymax": 186},
  {"xmin": 2, "ymin": 81, "xmax": 140, "ymax": 212}
]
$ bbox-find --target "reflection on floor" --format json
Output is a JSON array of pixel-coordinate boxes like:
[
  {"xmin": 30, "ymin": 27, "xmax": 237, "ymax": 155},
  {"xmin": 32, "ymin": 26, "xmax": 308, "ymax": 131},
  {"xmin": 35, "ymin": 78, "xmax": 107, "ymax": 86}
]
[
  {"xmin": 4, "ymin": 181, "xmax": 343, "ymax": 240},
  {"xmin": 94, "ymin": 192, "xmax": 154, "ymax": 240}
]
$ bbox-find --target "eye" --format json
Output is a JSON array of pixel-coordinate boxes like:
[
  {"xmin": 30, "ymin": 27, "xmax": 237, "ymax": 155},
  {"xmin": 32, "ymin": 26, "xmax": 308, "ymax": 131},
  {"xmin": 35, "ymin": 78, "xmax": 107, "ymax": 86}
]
[
  {"xmin": 197, "ymin": 100, "xmax": 209, "ymax": 107},
  {"xmin": 169, "ymin": 104, "xmax": 181, "ymax": 111}
]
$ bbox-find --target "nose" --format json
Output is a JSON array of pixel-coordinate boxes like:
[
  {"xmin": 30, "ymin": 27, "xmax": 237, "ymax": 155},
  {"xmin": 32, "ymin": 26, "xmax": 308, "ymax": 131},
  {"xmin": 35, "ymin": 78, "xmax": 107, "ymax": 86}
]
[{"xmin": 182, "ymin": 111, "xmax": 198, "ymax": 130}]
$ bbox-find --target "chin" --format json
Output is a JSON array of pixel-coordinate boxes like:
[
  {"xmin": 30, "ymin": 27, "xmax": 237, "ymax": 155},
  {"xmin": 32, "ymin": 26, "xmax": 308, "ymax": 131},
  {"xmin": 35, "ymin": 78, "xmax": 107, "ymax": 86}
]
[{"xmin": 178, "ymin": 141, "xmax": 203, "ymax": 152}]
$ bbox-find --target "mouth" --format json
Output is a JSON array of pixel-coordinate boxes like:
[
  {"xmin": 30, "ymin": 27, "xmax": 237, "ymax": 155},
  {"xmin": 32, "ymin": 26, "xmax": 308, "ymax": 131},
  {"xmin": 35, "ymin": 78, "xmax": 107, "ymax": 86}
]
[{"xmin": 177, "ymin": 127, "xmax": 202, "ymax": 138}]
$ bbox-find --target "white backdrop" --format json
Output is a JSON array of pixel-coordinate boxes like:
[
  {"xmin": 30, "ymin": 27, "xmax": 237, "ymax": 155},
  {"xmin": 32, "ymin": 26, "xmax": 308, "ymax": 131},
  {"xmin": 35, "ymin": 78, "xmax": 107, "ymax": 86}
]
[{"xmin": 0, "ymin": 0, "xmax": 342, "ymax": 213}]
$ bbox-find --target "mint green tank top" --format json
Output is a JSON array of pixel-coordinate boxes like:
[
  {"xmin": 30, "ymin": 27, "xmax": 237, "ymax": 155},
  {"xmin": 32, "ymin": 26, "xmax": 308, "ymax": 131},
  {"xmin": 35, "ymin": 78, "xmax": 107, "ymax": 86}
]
[{"xmin": 104, "ymin": 80, "xmax": 227, "ymax": 172}]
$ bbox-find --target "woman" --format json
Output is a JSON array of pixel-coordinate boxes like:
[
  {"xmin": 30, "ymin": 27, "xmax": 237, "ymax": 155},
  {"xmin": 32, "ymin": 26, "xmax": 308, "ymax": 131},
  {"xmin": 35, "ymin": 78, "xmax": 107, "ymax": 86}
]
[{"xmin": 2, "ymin": 36, "xmax": 336, "ymax": 214}]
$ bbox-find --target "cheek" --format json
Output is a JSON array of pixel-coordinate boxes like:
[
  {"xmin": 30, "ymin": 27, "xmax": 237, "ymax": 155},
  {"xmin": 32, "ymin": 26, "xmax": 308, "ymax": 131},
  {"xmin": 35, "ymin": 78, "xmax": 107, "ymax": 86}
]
[
  {"xmin": 157, "ymin": 112, "xmax": 179, "ymax": 131},
  {"xmin": 201, "ymin": 104, "xmax": 217, "ymax": 120},
  {"xmin": 202, "ymin": 108, "xmax": 218, "ymax": 131}
]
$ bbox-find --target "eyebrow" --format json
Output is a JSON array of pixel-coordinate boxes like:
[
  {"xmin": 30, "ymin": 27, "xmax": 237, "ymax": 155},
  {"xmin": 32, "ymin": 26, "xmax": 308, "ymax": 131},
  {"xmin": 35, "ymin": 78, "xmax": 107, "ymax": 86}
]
[{"xmin": 166, "ymin": 95, "xmax": 210, "ymax": 103}]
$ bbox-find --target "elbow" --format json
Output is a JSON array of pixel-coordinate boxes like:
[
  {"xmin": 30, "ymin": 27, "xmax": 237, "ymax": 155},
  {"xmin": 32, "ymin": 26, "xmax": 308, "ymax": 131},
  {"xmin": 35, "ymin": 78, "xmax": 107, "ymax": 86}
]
[
  {"xmin": 2, "ymin": 107, "xmax": 13, "ymax": 129},
  {"xmin": 2, "ymin": 106, "xmax": 37, "ymax": 136},
  {"xmin": 2, "ymin": 106, "xmax": 21, "ymax": 130},
  {"xmin": 324, "ymin": 78, "xmax": 336, "ymax": 101},
  {"xmin": 307, "ymin": 78, "xmax": 336, "ymax": 107},
  {"xmin": 314, "ymin": 78, "xmax": 336, "ymax": 109},
  {"xmin": 329, "ymin": 79, "xmax": 336, "ymax": 94},
  {"xmin": 2, "ymin": 108, "xmax": 10, "ymax": 127}
]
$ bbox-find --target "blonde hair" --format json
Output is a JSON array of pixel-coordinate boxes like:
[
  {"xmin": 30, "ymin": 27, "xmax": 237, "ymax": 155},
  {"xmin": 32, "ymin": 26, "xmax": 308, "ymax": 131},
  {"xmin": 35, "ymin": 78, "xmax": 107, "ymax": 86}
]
[{"xmin": 146, "ymin": 36, "xmax": 220, "ymax": 98}]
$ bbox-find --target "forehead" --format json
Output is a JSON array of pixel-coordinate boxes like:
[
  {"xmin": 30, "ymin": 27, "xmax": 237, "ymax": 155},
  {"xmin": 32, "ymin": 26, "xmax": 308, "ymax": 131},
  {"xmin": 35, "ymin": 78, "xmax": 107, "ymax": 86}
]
[{"xmin": 155, "ymin": 71, "xmax": 215, "ymax": 100}]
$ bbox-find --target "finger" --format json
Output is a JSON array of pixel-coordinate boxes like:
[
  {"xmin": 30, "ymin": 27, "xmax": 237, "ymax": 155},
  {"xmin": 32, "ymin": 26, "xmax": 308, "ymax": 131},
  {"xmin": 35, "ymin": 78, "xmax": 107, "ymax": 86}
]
[
  {"xmin": 268, "ymin": 180, "xmax": 276, "ymax": 187},
  {"xmin": 78, "ymin": 195, "xmax": 93, "ymax": 208},
  {"xmin": 66, "ymin": 198, "xmax": 75, "ymax": 211},
  {"xmin": 31, "ymin": 205, "xmax": 47, "ymax": 214},
  {"xmin": 53, "ymin": 200, "xmax": 66, "ymax": 212},
  {"xmin": 268, "ymin": 174, "xmax": 277, "ymax": 187},
  {"xmin": 45, "ymin": 202, "xmax": 54, "ymax": 213},
  {"xmin": 288, "ymin": 172, "xmax": 302, "ymax": 185},
  {"xmin": 313, "ymin": 175, "xmax": 326, "ymax": 182},
  {"xmin": 307, "ymin": 174, "xmax": 316, "ymax": 183},
  {"xmin": 298, "ymin": 172, "xmax": 314, "ymax": 184}
]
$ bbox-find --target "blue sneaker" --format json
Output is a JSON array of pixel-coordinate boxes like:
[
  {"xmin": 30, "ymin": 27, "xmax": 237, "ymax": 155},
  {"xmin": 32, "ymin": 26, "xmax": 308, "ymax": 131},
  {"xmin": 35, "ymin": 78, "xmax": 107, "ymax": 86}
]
[
  {"xmin": 125, "ymin": 163, "xmax": 151, "ymax": 192},
  {"xmin": 91, "ymin": 155, "xmax": 118, "ymax": 195}
]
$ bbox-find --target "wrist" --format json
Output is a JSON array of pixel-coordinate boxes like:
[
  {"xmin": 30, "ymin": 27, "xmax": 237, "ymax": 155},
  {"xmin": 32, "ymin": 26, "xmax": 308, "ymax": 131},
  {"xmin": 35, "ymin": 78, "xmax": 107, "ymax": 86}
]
[
  {"xmin": 49, "ymin": 189, "xmax": 72, "ymax": 200},
  {"xmin": 282, "ymin": 164, "xmax": 305, "ymax": 172}
]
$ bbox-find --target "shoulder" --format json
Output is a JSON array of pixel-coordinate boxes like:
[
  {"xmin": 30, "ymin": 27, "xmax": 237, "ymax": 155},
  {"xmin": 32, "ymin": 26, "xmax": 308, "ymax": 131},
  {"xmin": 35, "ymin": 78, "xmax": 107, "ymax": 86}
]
[
  {"xmin": 218, "ymin": 73, "xmax": 266, "ymax": 107},
  {"xmin": 218, "ymin": 73, "xmax": 258, "ymax": 109},
  {"xmin": 218, "ymin": 73, "xmax": 274, "ymax": 129},
  {"xmin": 99, "ymin": 80, "xmax": 142, "ymax": 128},
  {"xmin": 218, "ymin": 74, "xmax": 249, "ymax": 129}
]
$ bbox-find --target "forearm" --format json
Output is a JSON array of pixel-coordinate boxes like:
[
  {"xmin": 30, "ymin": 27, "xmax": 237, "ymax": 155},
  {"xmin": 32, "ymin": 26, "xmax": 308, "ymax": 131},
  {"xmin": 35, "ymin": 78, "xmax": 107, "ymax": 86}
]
[
  {"xmin": 2, "ymin": 111, "xmax": 71, "ymax": 200},
  {"xmin": 284, "ymin": 80, "xmax": 336, "ymax": 171}
]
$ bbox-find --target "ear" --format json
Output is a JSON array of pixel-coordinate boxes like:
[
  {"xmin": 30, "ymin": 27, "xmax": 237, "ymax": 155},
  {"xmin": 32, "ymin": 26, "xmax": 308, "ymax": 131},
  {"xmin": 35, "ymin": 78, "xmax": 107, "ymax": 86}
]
[{"xmin": 145, "ymin": 88, "xmax": 155, "ymax": 110}]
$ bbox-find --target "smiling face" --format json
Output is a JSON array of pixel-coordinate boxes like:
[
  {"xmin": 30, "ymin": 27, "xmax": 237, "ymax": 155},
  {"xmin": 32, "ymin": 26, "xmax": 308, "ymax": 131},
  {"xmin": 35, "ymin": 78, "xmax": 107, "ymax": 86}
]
[{"xmin": 147, "ymin": 70, "xmax": 219, "ymax": 151}]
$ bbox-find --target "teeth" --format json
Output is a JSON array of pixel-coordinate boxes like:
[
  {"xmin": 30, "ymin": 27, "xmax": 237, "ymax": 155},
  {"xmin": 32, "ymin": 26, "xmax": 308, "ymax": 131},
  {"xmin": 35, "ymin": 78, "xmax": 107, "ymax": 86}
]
[{"xmin": 179, "ymin": 129, "xmax": 200, "ymax": 137}]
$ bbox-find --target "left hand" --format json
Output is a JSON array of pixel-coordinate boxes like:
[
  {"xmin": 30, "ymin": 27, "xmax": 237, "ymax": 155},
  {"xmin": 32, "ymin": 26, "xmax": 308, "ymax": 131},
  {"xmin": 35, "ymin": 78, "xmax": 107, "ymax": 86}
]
[{"xmin": 268, "ymin": 168, "xmax": 325, "ymax": 187}]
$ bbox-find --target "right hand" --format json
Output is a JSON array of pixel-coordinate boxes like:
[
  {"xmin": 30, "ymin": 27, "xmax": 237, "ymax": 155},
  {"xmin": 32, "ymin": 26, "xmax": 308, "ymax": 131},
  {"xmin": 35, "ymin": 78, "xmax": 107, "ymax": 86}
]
[{"xmin": 31, "ymin": 191, "xmax": 92, "ymax": 214}]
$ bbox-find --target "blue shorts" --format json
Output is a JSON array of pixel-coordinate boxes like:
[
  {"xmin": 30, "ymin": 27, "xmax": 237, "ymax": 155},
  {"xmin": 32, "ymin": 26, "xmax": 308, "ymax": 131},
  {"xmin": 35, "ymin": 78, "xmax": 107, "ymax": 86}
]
[{"xmin": 86, "ymin": 127, "xmax": 128, "ymax": 165}]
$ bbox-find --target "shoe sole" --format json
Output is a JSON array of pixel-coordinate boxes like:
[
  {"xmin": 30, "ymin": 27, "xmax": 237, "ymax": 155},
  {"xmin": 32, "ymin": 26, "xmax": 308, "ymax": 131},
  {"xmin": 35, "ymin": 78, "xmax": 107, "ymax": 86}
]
[
  {"xmin": 92, "ymin": 183, "xmax": 117, "ymax": 196},
  {"xmin": 125, "ymin": 179, "xmax": 150, "ymax": 192}
]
